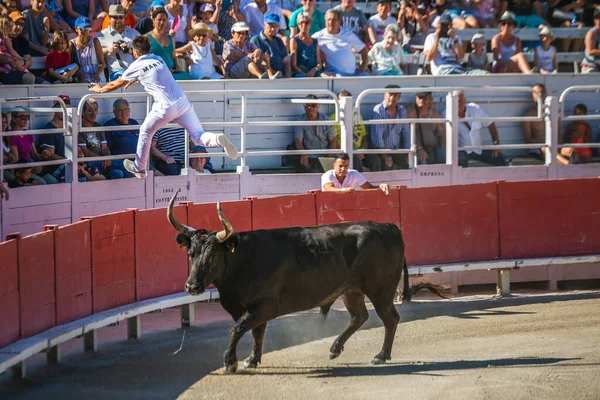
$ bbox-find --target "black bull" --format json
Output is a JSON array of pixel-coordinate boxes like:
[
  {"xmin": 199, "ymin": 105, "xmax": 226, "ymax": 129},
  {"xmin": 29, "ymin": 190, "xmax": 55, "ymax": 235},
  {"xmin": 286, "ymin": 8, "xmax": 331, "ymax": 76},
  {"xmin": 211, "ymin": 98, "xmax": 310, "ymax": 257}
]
[{"xmin": 168, "ymin": 192, "xmax": 445, "ymax": 373}]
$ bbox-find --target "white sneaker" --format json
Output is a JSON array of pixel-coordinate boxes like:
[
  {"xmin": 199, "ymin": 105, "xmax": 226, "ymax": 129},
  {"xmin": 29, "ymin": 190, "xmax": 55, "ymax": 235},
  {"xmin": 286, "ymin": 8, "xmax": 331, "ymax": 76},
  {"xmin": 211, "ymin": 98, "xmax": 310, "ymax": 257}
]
[
  {"xmin": 217, "ymin": 134, "xmax": 239, "ymax": 160},
  {"xmin": 270, "ymin": 71, "xmax": 282, "ymax": 79},
  {"xmin": 124, "ymin": 159, "xmax": 147, "ymax": 179}
]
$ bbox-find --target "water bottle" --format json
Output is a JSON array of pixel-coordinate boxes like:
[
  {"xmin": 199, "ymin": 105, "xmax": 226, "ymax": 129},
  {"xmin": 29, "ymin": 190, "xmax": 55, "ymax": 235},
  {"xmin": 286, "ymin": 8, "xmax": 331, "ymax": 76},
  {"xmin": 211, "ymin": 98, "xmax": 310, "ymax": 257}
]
[{"xmin": 571, "ymin": 17, "xmax": 577, "ymax": 27}]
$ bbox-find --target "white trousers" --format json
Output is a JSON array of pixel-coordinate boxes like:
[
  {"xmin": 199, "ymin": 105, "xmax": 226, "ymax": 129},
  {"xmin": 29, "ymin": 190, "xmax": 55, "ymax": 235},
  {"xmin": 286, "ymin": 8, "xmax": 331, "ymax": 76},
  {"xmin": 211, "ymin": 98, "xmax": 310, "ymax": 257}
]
[{"xmin": 135, "ymin": 98, "xmax": 220, "ymax": 172}]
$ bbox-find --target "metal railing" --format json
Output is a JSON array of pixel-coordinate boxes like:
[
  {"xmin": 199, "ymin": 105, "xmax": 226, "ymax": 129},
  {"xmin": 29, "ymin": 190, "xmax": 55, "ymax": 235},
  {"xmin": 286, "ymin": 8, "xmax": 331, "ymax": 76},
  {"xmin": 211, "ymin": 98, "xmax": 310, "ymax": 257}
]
[{"xmin": 0, "ymin": 96, "xmax": 70, "ymax": 174}]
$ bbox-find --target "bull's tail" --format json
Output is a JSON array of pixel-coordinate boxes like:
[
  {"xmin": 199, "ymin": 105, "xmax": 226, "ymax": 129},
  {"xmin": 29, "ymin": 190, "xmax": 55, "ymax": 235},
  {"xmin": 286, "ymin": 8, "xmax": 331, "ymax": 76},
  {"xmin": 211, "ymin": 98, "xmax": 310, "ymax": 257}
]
[
  {"xmin": 320, "ymin": 301, "xmax": 335, "ymax": 319},
  {"xmin": 401, "ymin": 256, "xmax": 449, "ymax": 303}
]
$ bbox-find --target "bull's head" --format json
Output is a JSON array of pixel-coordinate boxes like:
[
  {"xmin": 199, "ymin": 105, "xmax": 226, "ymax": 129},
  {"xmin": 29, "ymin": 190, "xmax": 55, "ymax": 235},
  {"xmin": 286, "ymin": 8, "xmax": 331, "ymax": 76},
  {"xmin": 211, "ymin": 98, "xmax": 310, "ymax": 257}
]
[{"xmin": 167, "ymin": 191, "xmax": 235, "ymax": 296}]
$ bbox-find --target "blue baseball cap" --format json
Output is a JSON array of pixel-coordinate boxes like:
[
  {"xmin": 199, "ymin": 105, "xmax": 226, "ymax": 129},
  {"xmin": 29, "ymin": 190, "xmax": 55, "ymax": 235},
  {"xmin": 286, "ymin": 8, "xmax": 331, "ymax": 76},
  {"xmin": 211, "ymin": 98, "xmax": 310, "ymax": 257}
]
[
  {"xmin": 150, "ymin": 0, "xmax": 165, "ymax": 8},
  {"xmin": 264, "ymin": 13, "xmax": 280, "ymax": 24},
  {"xmin": 191, "ymin": 145, "xmax": 208, "ymax": 153},
  {"xmin": 75, "ymin": 16, "xmax": 91, "ymax": 29}
]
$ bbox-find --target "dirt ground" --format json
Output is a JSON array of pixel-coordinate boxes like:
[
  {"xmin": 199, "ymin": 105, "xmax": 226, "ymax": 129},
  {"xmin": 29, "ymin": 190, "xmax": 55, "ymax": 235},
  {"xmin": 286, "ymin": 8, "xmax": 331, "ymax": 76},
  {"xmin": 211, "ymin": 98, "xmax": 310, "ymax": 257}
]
[{"xmin": 1, "ymin": 290, "xmax": 600, "ymax": 400}]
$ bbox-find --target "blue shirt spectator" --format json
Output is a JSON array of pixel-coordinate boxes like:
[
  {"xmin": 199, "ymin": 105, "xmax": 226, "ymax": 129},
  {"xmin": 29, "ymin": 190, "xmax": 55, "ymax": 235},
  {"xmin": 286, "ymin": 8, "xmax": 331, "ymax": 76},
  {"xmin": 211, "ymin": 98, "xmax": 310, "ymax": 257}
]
[
  {"xmin": 104, "ymin": 99, "xmax": 139, "ymax": 155},
  {"xmin": 249, "ymin": 13, "xmax": 291, "ymax": 77}
]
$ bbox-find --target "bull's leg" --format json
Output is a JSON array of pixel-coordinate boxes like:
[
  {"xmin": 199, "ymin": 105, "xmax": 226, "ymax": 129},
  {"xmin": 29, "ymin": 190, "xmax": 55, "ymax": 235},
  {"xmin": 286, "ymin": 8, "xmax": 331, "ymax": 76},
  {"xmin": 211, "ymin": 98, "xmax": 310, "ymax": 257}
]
[
  {"xmin": 369, "ymin": 294, "xmax": 400, "ymax": 365},
  {"xmin": 329, "ymin": 291, "xmax": 368, "ymax": 360},
  {"xmin": 223, "ymin": 303, "xmax": 276, "ymax": 374},
  {"xmin": 242, "ymin": 323, "xmax": 267, "ymax": 369}
]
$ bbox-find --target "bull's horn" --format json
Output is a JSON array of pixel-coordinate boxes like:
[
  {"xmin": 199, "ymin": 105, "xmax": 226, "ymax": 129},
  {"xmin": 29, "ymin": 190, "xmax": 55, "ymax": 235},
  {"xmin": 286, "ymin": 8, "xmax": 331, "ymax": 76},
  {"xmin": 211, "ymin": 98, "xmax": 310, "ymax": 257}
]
[
  {"xmin": 167, "ymin": 189, "xmax": 194, "ymax": 237},
  {"xmin": 216, "ymin": 201, "xmax": 234, "ymax": 242}
]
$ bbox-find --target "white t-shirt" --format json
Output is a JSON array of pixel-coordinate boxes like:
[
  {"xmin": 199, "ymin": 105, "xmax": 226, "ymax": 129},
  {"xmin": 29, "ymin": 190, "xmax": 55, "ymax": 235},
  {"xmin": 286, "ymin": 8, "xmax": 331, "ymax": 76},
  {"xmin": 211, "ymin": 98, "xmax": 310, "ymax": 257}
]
[
  {"xmin": 242, "ymin": 3, "xmax": 286, "ymax": 37},
  {"xmin": 423, "ymin": 33, "xmax": 463, "ymax": 75},
  {"xmin": 368, "ymin": 14, "xmax": 396, "ymax": 43},
  {"xmin": 442, "ymin": 102, "xmax": 491, "ymax": 155},
  {"xmin": 166, "ymin": 3, "xmax": 189, "ymax": 44},
  {"xmin": 121, "ymin": 54, "xmax": 186, "ymax": 106},
  {"xmin": 312, "ymin": 29, "xmax": 365, "ymax": 76},
  {"xmin": 321, "ymin": 169, "xmax": 367, "ymax": 190}
]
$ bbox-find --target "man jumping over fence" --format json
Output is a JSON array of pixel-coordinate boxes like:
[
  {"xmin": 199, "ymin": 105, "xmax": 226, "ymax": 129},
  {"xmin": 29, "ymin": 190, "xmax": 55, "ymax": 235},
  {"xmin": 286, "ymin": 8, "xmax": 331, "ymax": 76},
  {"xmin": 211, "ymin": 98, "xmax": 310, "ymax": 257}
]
[{"xmin": 89, "ymin": 35, "xmax": 238, "ymax": 179}]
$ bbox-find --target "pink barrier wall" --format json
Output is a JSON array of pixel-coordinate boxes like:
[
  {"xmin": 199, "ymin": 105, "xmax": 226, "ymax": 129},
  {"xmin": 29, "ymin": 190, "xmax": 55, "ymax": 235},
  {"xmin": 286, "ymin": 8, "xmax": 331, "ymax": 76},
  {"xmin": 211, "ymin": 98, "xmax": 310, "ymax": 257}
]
[{"xmin": 1, "ymin": 179, "xmax": 599, "ymax": 350}]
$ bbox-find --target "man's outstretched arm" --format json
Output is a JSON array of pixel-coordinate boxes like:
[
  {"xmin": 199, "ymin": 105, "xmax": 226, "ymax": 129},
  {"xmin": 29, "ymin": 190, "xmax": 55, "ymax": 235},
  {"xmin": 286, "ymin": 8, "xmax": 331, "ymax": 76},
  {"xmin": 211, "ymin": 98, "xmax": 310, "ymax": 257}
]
[{"xmin": 89, "ymin": 77, "xmax": 132, "ymax": 94}]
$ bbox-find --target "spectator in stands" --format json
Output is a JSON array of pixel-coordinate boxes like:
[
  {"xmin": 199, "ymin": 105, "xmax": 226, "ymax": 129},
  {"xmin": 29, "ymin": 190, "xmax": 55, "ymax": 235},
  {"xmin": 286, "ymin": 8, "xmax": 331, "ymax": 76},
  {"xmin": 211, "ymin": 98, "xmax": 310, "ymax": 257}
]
[
  {"xmin": 45, "ymin": 0, "xmax": 74, "ymax": 34},
  {"xmin": 175, "ymin": 22, "xmax": 225, "ymax": 79},
  {"xmin": 8, "ymin": 11, "xmax": 36, "ymax": 73},
  {"xmin": 498, "ymin": 0, "xmax": 546, "ymax": 28},
  {"xmin": 523, "ymin": 83, "xmax": 547, "ymax": 161},
  {"xmin": 294, "ymin": 94, "xmax": 336, "ymax": 173},
  {"xmin": 330, "ymin": 90, "xmax": 380, "ymax": 172},
  {"xmin": 104, "ymin": 98, "xmax": 139, "ymax": 159},
  {"xmin": 38, "ymin": 94, "xmax": 69, "ymax": 180},
  {"xmin": 290, "ymin": 12, "xmax": 328, "ymax": 77},
  {"xmin": 534, "ymin": 26, "xmax": 558, "ymax": 74},
  {"xmin": 371, "ymin": 85, "xmax": 410, "ymax": 170},
  {"xmin": 215, "ymin": 0, "xmax": 246, "ymax": 56},
  {"xmin": 333, "ymin": 0, "xmax": 368, "ymax": 41},
  {"xmin": 442, "ymin": 90, "xmax": 507, "ymax": 167},
  {"xmin": 71, "ymin": 16, "xmax": 107, "ymax": 83},
  {"xmin": 137, "ymin": 0, "xmax": 164, "ymax": 35},
  {"xmin": 23, "ymin": 0, "xmax": 50, "ymax": 56},
  {"xmin": 96, "ymin": 4, "xmax": 139, "ymax": 81},
  {"xmin": 491, "ymin": 11, "xmax": 534, "ymax": 73},
  {"xmin": 2, "ymin": 112, "xmax": 17, "ymax": 183},
  {"xmin": 313, "ymin": 9, "xmax": 369, "ymax": 77},
  {"xmin": 424, "ymin": 12, "xmax": 488, "ymax": 75},
  {"xmin": 101, "ymin": 0, "xmax": 136, "ymax": 31},
  {"xmin": 223, "ymin": 21, "xmax": 272, "ymax": 79},
  {"xmin": 7, "ymin": 164, "xmax": 37, "ymax": 188},
  {"xmin": 0, "ymin": 181, "xmax": 8, "ymax": 199},
  {"xmin": 407, "ymin": 90, "xmax": 446, "ymax": 164},
  {"xmin": 467, "ymin": 33, "xmax": 492, "ymax": 71},
  {"xmin": 559, "ymin": 103, "xmax": 593, "ymax": 164},
  {"xmin": 250, "ymin": 13, "xmax": 290, "ymax": 78},
  {"xmin": 289, "ymin": 0, "xmax": 325, "ymax": 37},
  {"xmin": 0, "ymin": 14, "xmax": 38, "ymax": 84},
  {"xmin": 196, "ymin": 3, "xmax": 219, "ymax": 44},
  {"xmin": 581, "ymin": 10, "xmax": 600, "ymax": 73},
  {"xmin": 0, "ymin": 0, "xmax": 18, "ymax": 16},
  {"xmin": 151, "ymin": 126, "xmax": 186, "ymax": 175},
  {"xmin": 46, "ymin": 30, "xmax": 79, "ymax": 83},
  {"xmin": 62, "ymin": 0, "xmax": 105, "ymax": 31},
  {"xmin": 147, "ymin": 7, "xmax": 194, "ymax": 79},
  {"xmin": 398, "ymin": 1, "xmax": 429, "ymax": 55},
  {"xmin": 470, "ymin": 0, "xmax": 499, "ymax": 28},
  {"xmin": 243, "ymin": 0, "xmax": 286, "ymax": 39},
  {"xmin": 165, "ymin": 0, "xmax": 190, "ymax": 48},
  {"xmin": 547, "ymin": 0, "xmax": 585, "ymax": 52},
  {"xmin": 189, "ymin": 145, "xmax": 213, "ymax": 174},
  {"xmin": 8, "ymin": 110, "xmax": 54, "ymax": 184},
  {"xmin": 369, "ymin": 24, "xmax": 406, "ymax": 75},
  {"xmin": 321, "ymin": 152, "xmax": 390, "ymax": 194},
  {"xmin": 368, "ymin": 0, "xmax": 396, "ymax": 45},
  {"xmin": 76, "ymin": 146, "xmax": 106, "ymax": 181},
  {"xmin": 78, "ymin": 99, "xmax": 128, "ymax": 179},
  {"xmin": 432, "ymin": 0, "xmax": 479, "ymax": 29}
]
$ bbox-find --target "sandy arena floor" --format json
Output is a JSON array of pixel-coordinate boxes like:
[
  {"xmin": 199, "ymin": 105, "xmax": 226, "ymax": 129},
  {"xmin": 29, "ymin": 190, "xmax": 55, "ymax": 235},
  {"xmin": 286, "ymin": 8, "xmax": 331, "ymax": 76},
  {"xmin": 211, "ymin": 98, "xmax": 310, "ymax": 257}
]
[{"xmin": 1, "ymin": 290, "xmax": 599, "ymax": 400}]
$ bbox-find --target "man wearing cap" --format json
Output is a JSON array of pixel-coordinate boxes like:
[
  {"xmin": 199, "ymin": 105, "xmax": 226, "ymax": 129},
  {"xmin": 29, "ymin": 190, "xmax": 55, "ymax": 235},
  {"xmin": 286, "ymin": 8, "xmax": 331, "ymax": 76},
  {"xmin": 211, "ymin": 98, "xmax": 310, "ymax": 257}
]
[
  {"xmin": 581, "ymin": 10, "xmax": 600, "ymax": 73},
  {"xmin": 424, "ymin": 12, "xmax": 487, "ymax": 75},
  {"xmin": 8, "ymin": 11, "xmax": 32, "ymax": 69},
  {"xmin": 90, "ymin": 35, "xmax": 239, "ymax": 179},
  {"xmin": 102, "ymin": 0, "xmax": 138, "ymax": 30},
  {"xmin": 243, "ymin": 0, "xmax": 286, "ymax": 38},
  {"xmin": 407, "ymin": 91, "xmax": 445, "ymax": 164},
  {"xmin": 37, "ymin": 95, "xmax": 70, "ymax": 177},
  {"xmin": 313, "ymin": 9, "xmax": 369, "ymax": 77},
  {"xmin": 97, "ymin": 4, "xmax": 140, "ymax": 81},
  {"xmin": 136, "ymin": 0, "xmax": 165, "ymax": 35},
  {"xmin": 22, "ymin": 0, "xmax": 50, "ymax": 56},
  {"xmin": 250, "ymin": 13, "xmax": 291, "ymax": 78}
]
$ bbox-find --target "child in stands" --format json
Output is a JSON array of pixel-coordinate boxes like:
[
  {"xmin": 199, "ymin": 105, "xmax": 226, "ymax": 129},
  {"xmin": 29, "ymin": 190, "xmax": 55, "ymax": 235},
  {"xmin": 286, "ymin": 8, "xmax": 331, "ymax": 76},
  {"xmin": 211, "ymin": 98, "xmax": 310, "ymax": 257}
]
[
  {"xmin": 45, "ymin": 30, "xmax": 79, "ymax": 83},
  {"xmin": 466, "ymin": 33, "xmax": 491, "ymax": 71},
  {"xmin": 559, "ymin": 103, "xmax": 593, "ymax": 165},
  {"xmin": 533, "ymin": 26, "xmax": 557, "ymax": 74}
]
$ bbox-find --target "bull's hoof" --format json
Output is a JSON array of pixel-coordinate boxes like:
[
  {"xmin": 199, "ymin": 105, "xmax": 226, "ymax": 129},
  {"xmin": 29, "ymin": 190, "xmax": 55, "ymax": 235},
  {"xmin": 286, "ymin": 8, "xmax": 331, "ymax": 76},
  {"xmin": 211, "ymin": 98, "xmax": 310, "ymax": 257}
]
[
  {"xmin": 242, "ymin": 358, "xmax": 260, "ymax": 369},
  {"xmin": 329, "ymin": 352, "xmax": 341, "ymax": 360},
  {"xmin": 371, "ymin": 357, "xmax": 387, "ymax": 365},
  {"xmin": 224, "ymin": 361, "xmax": 238, "ymax": 374}
]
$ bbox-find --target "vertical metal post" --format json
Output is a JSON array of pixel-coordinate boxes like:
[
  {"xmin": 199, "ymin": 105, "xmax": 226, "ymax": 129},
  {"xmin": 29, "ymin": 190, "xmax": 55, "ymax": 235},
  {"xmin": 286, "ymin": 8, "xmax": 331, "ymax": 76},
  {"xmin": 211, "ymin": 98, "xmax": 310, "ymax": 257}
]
[
  {"xmin": 409, "ymin": 123, "xmax": 416, "ymax": 169},
  {"xmin": 47, "ymin": 344, "xmax": 60, "ymax": 364},
  {"xmin": 182, "ymin": 129, "xmax": 190, "ymax": 176},
  {"xmin": 240, "ymin": 94, "xmax": 247, "ymax": 168},
  {"xmin": 181, "ymin": 304, "xmax": 195, "ymax": 328},
  {"xmin": 545, "ymin": 96, "xmax": 559, "ymax": 180},
  {"xmin": 445, "ymin": 93, "xmax": 459, "ymax": 184},
  {"xmin": 69, "ymin": 108, "xmax": 80, "ymax": 222},
  {"xmin": 237, "ymin": 94, "xmax": 251, "ymax": 199},
  {"xmin": 83, "ymin": 330, "xmax": 97, "ymax": 352},
  {"xmin": 127, "ymin": 316, "xmax": 141, "ymax": 340},
  {"xmin": 340, "ymin": 96, "xmax": 354, "ymax": 168}
]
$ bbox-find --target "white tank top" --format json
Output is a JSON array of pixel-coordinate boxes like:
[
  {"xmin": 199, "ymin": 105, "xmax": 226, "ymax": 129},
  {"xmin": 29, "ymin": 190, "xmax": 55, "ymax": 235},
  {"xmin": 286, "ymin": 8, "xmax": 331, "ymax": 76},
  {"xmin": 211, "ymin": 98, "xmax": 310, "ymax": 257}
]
[{"xmin": 535, "ymin": 45, "xmax": 556, "ymax": 72}]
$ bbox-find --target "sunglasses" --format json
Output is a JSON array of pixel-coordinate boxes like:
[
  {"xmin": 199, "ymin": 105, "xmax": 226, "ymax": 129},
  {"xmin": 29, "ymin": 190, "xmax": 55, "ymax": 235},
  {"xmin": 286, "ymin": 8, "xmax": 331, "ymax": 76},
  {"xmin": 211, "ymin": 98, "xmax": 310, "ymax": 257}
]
[
  {"xmin": 298, "ymin": 21, "xmax": 311, "ymax": 25},
  {"xmin": 110, "ymin": 16, "xmax": 125, "ymax": 20},
  {"xmin": 14, "ymin": 22, "xmax": 24, "ymax": 27},
  {"xmin": 15, "ymin": 114, "xmax": 29, "ymax": 119},
  {"xmin": 500, "ymin": 21, "xmax": 515, "ymax": 26},
  {"xmin": 304, "ymin": 104, "xmax": 318, "ymax": 108},
  {"xmin": 196, "ymin": 33, "xmax": 208, "ymax": 37}
]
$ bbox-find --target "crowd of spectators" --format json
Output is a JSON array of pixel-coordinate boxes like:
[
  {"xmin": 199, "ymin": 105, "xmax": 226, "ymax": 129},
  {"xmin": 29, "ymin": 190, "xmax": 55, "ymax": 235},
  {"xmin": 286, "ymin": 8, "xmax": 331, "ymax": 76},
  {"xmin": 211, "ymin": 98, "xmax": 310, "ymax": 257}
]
[{"xmin": 0, "ymin": 0, "xmax": 598, "ymax": 84}]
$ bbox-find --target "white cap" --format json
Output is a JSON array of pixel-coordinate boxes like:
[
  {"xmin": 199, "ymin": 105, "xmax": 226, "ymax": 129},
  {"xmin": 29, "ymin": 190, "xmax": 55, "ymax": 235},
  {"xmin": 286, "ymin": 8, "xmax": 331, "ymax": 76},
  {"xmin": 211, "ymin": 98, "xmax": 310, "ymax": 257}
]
[{"xmin": 231, "ymin": 22, "xmax": 249, "ymax": 32}]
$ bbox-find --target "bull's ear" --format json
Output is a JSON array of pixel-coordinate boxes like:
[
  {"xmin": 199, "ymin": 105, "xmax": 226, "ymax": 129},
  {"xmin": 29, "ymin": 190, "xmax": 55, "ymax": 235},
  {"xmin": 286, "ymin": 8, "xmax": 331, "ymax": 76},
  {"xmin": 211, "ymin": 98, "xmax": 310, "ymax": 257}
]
[{"xmin": 176, "ymin": 233, "xmax": 192, "ymax": 249}]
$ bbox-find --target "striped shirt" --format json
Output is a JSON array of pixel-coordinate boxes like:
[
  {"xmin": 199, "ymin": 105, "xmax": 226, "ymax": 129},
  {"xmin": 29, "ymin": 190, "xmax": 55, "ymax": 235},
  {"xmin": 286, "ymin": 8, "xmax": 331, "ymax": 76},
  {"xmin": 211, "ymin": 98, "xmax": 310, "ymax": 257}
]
[
  {"xmin": 370, "ymin": 101, "xmax": 410, "ymax": 150},
  {"xmin": 152, "ymin": 127, "xmax": 185, "ymax": 163}
]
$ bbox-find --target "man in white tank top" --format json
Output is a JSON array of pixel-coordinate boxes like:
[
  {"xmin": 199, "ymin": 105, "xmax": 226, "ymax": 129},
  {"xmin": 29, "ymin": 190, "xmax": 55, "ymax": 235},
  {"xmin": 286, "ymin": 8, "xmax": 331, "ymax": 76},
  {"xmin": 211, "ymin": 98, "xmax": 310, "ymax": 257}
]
[{"xmin": 89, "ymin": 35, "xmax": 238, "ymax": 178}]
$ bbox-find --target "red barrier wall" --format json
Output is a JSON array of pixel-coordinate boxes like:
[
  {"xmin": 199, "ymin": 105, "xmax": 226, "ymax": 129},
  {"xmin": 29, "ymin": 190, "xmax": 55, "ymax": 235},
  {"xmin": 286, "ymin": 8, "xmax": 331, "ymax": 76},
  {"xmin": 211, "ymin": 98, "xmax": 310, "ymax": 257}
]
[
  {"xmin": 250, "ymin": 193, "xmax": 317, "ymax": 230},
  {"xmin": 135, "ymin": 206, "xmax": 190, "ymax": 300},
  {"xmin": 187, "ymin": 200, "xmax": 252, "ymax": 232},
  {"xmin": 0, "ymin": 237, "xmax": 19, "ymax": 347},
  {"xmin": 53, "ymin": 221, "xmax": 93, "ymax": 325},
  {"xmin": 87, "ymin": 210, "xmax": 136, "ymax": 313},
  {"xmin": 498, "ymin": 178, "xmax": 600, "ymax": 259},
  {"xmin": 314, "ymin": 188, "xmax": 401, "ymax": 226},
  {"xmin": 18, "ymin": 230, "xmax": 56, "ymax": 338},
  {"xmin": 400, "ymin": 183, "xmax": 500, "ymax": 265}
]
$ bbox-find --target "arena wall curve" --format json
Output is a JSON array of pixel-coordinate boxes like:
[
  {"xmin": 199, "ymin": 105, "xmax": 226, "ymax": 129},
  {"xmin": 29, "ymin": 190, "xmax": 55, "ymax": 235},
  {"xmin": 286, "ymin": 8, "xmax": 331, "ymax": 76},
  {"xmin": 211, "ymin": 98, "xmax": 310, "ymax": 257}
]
[{"xmin": 1, "ymin": 178, "xmax": 600, "ymax": 376}]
